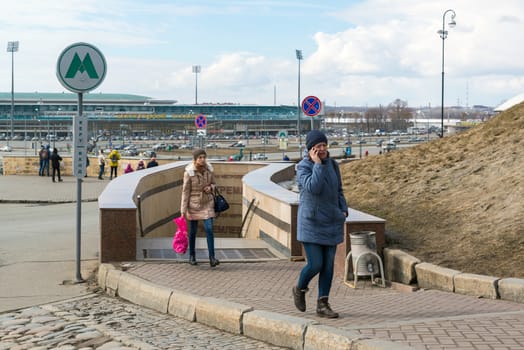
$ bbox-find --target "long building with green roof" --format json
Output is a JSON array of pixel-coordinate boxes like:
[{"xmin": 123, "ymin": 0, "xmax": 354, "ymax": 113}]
[{"xmin": 0, "ymin": 92, "xmax": 318, "ymax": 139}]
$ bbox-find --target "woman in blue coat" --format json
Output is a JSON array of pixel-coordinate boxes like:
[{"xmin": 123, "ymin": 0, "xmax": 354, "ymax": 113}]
[{"xmin": 293, "ymin": 130, "xmax": 348, "ymax": 318}]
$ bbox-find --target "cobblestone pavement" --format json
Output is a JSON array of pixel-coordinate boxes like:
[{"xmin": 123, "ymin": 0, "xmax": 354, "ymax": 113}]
[{"xmin": 0, "ymin": 293, "xmax": 285, "ymax": 350}]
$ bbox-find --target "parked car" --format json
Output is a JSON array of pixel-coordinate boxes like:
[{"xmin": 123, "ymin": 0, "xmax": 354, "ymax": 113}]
[
  {"xmin": 0, "ymin": 145, "xmax": 13, "ymax": 152},
  {"xmin": 229, "ymin": 141, "xmax": 245, "ymax": 147},
  {"xmin": 123, "ymin": 149, "xmax": 139, "ymax": 156},
  {"xmin": 382, "ymin": 142, "xmax": 397, "ymax": 152},
  {"xmin": 253, "ymin": 153, "xmax": 268, "ymax": 160},
  {"xmin": 152, "ymin": 143, "xmax": 167, "ymax": 151},
  {"xmin": 142, "ymin": 150, "xmax": 157, "ymax": 158}
]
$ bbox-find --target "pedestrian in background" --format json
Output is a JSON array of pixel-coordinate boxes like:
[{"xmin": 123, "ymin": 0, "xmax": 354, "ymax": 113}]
[
  {"xmin": 124, "ymin": 163, "xmax": 134, "ymax": 174},
  {"xmin": 97, "ymin": 149, "xmax": 105, "ymax": 180},
  {"xmin": 146, "ymin": 156, "xmax": 158, "ymax": 168},
  {"xmin": 38, "ymin": 145, "xmax": 47, "ymax": 176},
  {"xmin": 180, "ymin": 149, "xmax": 219, "ymax": 267},
  {"xmin": 292, "ymin": 130, "xmax": 348, "ymax": 318},
  {"xmin": 45, "ymin": 144, "xmax": 51, "ymax": 176},
  {"xmin": 50, "ymin": 148, "xmax": 63, "ymax": 183},
  {"xmin": 108, "ymin": 148, "xmax": 121, "ymax": 180},
  {"xmin": 85, "ymin": 155, "xmax": 90, "ymax": 177},
  {"xmin": 136, "ymin": 159, "xmax": 146, "ymax": 170}
]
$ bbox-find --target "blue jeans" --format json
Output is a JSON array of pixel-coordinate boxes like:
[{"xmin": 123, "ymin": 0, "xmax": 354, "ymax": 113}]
[
  {"xmin": 39, "ymin": 159, "xmax": 45, "ymax": 175},
  {"xmin": 188, "ymin": 218, "xmax": 215, "ymax": 258},
  {"xmin": 98, "ymin": 164, "xmax": 105, "ymax": 178},
  {"xmin": 297, "ymin": 242, "xmax": 337, "ymax": 298}
]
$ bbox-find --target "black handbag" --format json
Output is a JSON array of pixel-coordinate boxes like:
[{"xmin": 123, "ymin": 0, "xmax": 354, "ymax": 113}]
[{"xmin": 214, "ymin": 188, "xmax": 230, "ymax": 213}]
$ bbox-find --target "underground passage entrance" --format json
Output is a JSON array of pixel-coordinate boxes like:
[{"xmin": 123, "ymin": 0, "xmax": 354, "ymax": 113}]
[{"xmin": 137, "ymin": 237, "xmax": 284, "ymax": 262}]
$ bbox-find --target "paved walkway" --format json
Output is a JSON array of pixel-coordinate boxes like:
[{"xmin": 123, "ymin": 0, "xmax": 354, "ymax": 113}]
[{"xmin": 1, "ymin": 174, "xmax": 524, "ymax": 349}]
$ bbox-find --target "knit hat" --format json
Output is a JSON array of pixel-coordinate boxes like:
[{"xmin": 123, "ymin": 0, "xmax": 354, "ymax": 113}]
[
  {"xmin": 192, "ymin": 148, "xmax": 207, "ymax": 160},
  {"xmin": 306, "ymin": 130, "xmax": 328, "ymax": 150}
]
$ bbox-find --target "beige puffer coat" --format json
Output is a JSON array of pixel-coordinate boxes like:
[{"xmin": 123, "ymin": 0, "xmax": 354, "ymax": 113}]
[{"xmin": 180, "ymin": 162, "xmax": 216, "ymax": 220}]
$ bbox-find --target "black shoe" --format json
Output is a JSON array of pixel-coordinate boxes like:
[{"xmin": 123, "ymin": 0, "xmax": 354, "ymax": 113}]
[
  {"xmin": 58, "ymin": 179, "xmax": 63, "ymax": 182},
  {"xmin": 98, "ymin": 176, "xmax": 103, "ymax": 180},
  {"xmin": 189, "ymin": 255, "xmax": 197, "ymax": 266},
  {"xmin": 316, "ymin": 297, "xmax": 339, "ymax": 318},
  {"xmin": 209, "ymin": 257, "xmax": 220, "ymax": 267},
  {"xmin": 292, "ymin": 286, "xmax": 308, "ymax": 312}
]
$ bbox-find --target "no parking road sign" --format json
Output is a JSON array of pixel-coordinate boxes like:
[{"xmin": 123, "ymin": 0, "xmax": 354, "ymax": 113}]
[
  {"xmin": 194, "ymin": 114, "xmax": 207, "ymax": 129},
  {"xmin": 301, "ymin": 96, "xmax": 322, "ymax": 117}
]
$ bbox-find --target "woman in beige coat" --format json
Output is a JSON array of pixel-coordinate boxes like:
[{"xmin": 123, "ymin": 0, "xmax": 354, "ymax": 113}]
[{"xmin": 180, "ymin": 149, "xmax": 219, "ymax": 267}]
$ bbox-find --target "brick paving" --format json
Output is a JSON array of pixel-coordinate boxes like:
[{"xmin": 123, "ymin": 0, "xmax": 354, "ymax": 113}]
[
  {"xmin": 2, "ymin": 174, "xmax": 524, "ymax": 349},
  {"xmin": 128, "ymin": 261, "xmax": 524, "ymax": 349}
]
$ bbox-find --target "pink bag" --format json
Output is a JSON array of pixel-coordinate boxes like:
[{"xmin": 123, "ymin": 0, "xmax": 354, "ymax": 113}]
[{"xmin": 172, "ymin": 216, "xmax": 188, "ymax": 254}]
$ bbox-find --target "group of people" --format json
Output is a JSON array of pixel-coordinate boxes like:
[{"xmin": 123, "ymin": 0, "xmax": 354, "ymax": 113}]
[
  {"xmin": 38, "ymin": 146, "xmax": 160, "ymax": 182},
  {"xmin": 123, "ymin": 156, "xmax": 158, "ymax": 174},
  {"xmin": 180, "ymin": 130, "xmax": 347, "ymax": 319},
  {"xmin": 96, "ymin": 149, "xmax": 159, "ymax": 180},
  {"xmin": 38, "ymin": 145, "xmax": 64, "ymax": 182}
]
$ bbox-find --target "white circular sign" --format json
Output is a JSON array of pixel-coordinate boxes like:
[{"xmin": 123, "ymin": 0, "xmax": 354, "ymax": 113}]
[{"xmin": 56, "ymin": 42, "xmax": 106, "ymax": 93}]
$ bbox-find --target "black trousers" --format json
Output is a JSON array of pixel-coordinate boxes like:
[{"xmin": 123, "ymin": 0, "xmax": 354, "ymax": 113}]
[{"xmin": 52, "ymin": 167, "xmax": 61, "ymax": 181}]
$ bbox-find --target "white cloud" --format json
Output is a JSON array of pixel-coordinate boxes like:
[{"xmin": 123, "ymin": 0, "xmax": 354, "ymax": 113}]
[{"xmin": 2, "ymin": 0, "xmax": 524, "ymax": 107}]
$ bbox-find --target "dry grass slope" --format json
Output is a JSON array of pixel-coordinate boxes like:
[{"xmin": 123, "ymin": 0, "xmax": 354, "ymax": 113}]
[{"xmin": 340, "ymin": 103, "xmax": 524, "ymax": 278}]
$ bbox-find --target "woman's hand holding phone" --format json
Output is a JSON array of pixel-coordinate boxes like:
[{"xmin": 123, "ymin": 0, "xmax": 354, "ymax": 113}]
[{"xmin": 309, "ymin": 147, "xmax": 321, "ymax": 164}]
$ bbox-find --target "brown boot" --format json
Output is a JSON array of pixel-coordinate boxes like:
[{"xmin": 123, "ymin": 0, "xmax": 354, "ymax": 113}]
[
  {"xmin": 292, "ymin": 286, "xmax": 308, "ymax": 312},
  {"xmin": 316, "ymin": 297, "xmax": 339, "ymax": 318}
]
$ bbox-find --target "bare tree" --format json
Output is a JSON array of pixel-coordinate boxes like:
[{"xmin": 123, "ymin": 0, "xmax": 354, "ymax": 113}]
[{"xmin": 387, "ymin": 99, "xmax": 413, "ymax": 131}]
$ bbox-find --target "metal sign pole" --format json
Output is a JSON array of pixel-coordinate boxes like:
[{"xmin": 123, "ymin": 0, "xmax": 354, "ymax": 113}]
[
  {"xmin": 56, "ymin": 42, "xmax": 106, "ymax": 284},
  {"xmin": 75, "ymin": 92, "xmax": 84, "ymax": 283}
]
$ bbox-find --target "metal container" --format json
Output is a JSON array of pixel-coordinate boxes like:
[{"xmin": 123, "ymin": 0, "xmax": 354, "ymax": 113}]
[{"xmin": 349, "ymin": 231, "xmax": 379, "ymax": 276}]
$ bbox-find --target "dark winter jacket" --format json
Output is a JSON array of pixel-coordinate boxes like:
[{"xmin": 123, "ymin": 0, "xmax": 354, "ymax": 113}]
[
  {"xmin": 50, "ymin": 151, "xmax": 62, "ymax": 169},
  {"xmin": 296, "ymin": 155, "xmax": 348, "ymax": 246}
]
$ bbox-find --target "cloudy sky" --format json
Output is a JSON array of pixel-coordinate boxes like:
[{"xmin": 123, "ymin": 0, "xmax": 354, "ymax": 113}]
[{"xmin": 0, "ymin": 0, "xmax": 523, "ymax": 108}]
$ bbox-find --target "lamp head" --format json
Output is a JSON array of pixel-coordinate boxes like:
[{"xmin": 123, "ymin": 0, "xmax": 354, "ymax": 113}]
[{"xmin": 449, "ymin": 18, "xmax": 457, "ymax": 28}]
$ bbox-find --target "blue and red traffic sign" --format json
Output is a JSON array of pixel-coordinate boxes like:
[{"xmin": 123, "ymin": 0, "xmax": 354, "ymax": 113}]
[
  {"xmin": 194, "ymin": 114, "xmax": 207, "ymax": 129},
  {"xmin": 301, "ymin": 96, "xmax": 322, "ymax": 117}
]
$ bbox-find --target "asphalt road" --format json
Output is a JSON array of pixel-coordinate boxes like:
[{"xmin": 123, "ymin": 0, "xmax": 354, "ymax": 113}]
[{"xmin": 0, "ymin": 201, "xmax": 99, "ymax": 312}]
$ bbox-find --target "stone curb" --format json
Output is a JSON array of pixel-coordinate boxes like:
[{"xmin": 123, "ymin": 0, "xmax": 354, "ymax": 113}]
[
  {"xmin": 383, "ymin": 248, "xmax": 419, "ymax": 285},
  {"xmin": 415, "ymin": 262, "xmax": 460, "ymax": 292},
  {"xmin": 243, "ymin": 310, "xmax": 316, "ymax": 350},
  {"xmin": 384, "ymin": 249, "xmax": 524, "ymax": 303},
  {"xmin": 454, "ymin": 273, "xmax": 499, "ymax": 299},
  {"xmin": 499, "ymin": 278, "xmax": 524, "ymax": 303},
  {"xmin": 117, "ymin": 273, "xmax": 173, "ymax": 314},
  {"xmin": 304, "ymin": 324, "xmax": 361, "ymax": 350},
  {"xmin": 0, "ymin": 199, "xmax": 98, "ymax": 204},
  {"xmin": 168, "ymin": 289, "xmax": 199, "ymax": 322},
  {"xmin": 97, "ymin": 263, "xmax": 416, "ymax": 350},
  {"xmin": 195, "ymin": 296, "xmax": 253, "ymax": 334}
]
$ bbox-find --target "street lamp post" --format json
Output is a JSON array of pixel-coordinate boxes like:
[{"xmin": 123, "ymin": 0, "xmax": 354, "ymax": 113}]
[
  {"xmin": 438, "ymin": 9, "xmax": 456, "ymax": 138},
  {"xmin": 296, "ymin": 49, "xmax": 303, "ymax": 153},
  {"xmin": 7, "ymin": 41, "xmax": 19, "ymax": 145},
  {"xmin": 192, "ymin": 65, "xmax": 201, "ymax": 105}
]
